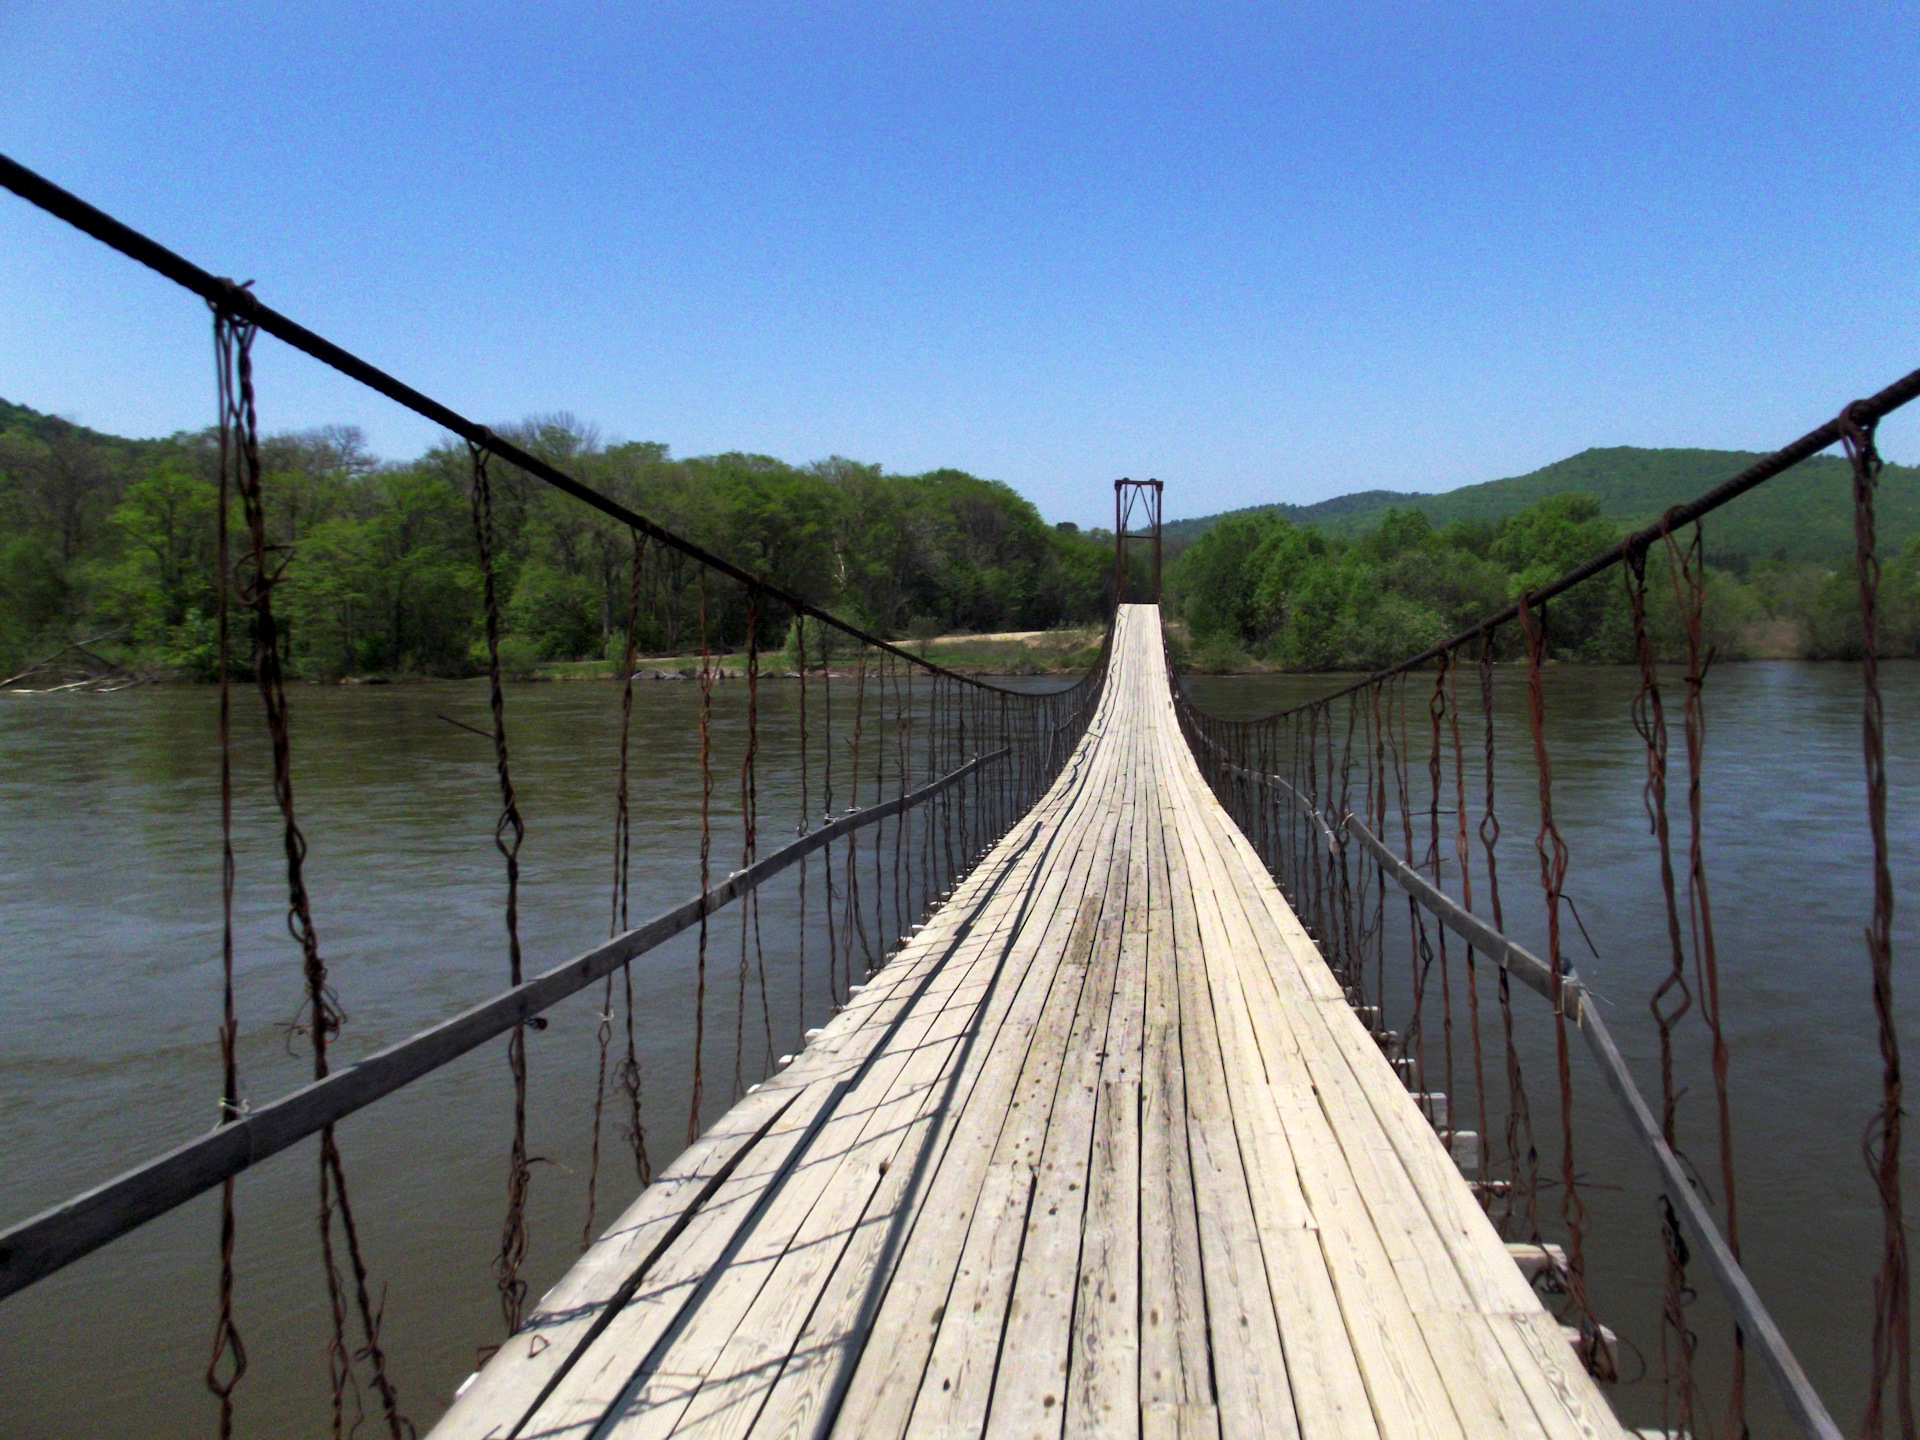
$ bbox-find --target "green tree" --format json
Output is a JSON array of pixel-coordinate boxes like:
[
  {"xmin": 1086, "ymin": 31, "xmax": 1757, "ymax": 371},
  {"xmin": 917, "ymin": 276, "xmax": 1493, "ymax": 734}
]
[
  {"xmin": 105, "ymin": 463, "xmax": 219, "ymax": 630},
  {"xmin": 1176, "ymin": 512, "xmax": 1287, "ymax": 644}
]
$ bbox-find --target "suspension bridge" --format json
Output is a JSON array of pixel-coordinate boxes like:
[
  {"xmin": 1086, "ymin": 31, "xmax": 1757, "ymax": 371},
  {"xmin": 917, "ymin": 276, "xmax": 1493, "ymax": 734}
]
[
  {"xmin": 0, "ymin": 152, "xmax": 1913, "ymax": 1440},
  {"xmin": 428, "ymin": 604, "xmax": 1619, "ymax": 1440}
]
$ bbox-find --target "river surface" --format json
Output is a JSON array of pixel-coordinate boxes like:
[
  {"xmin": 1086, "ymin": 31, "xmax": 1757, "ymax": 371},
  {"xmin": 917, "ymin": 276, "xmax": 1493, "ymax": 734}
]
[{"xmin": 1, "ymin": 662, "xmax": 1915, "ymax": 1437}]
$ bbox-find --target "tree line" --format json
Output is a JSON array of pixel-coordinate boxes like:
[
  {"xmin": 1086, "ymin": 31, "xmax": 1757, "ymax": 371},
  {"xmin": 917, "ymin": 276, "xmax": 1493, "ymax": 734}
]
[
  {"xmin": 1171, "ymin": 493, "xmax": 1920, "ymax": 669},
  {"xmin": 17, "ymin": 391, "xmax": 1905, "ymax": 683},
  {"xmin": 0, "ymin": 401, "xmax": 1117, "ymax": 680}
]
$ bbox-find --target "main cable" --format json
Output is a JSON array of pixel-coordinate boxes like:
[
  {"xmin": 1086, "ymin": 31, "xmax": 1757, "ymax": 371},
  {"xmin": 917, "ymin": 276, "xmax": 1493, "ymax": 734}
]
[{"xmin": 0, "ymin": 150, "xmax": 1039, "ymax": 697}]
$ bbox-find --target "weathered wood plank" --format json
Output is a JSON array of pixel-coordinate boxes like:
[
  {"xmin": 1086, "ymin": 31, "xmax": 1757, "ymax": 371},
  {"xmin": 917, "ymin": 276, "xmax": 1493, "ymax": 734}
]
[
  {"xmin": 1173, "ymin": 799, "xmax": 1575, "ymax": 1440},
  {"xmin": 1158, "ymin": 748, "xmax": 1303, "ymax": 1440},
  {"xmin": 1166, "ymin": 810, "xmax": 1373, "ymax": 1440},
  {"xmin": 830, "ymin": 687, "xmax": 1138, "ymax": 1440},
  {"xmin": 1064, "ymin": 744, "xmax": 1152, "ymax": 1440},
  {"xmin": 510, "ymin": 796, "xmax": 1076, "ymax": 1438},
  {"xmin": 985, "ymin": 701, "xmax": 1141, "ymax": 1440},
  {"xmin": 519, "ymin": 1075, "xmax": 853, "ymax": 1439},
  {"xmin": 432, "ymin": 1083, "xmax": 805, "ymax": 1440},
  {"xmin": 633, "ymin": 836, "xmax": 1052, "ymax": 1438},
  {"xmin": 1151, "ymin": 709, "xmax": 1469, "ymax": 1440},
  {"xmin": 434, "ymin": 765, "xmax": 1053, "ymax": 1439},
  {"xmin": 436, "ymin": 606, "xmax": 1637, "ymax": 1440},
  {"xmin": 1137, "ymin": 713, "xmax": 1215, "ymax": 1436},
  {"xmin": 912, "ymin": 716, "xmax": 1135, "ymax": 1438}
]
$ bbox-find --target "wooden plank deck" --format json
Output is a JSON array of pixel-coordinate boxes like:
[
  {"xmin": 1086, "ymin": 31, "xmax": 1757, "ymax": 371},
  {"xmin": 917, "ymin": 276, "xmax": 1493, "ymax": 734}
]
[{"xmin": 432, "ymin": 604, "xmax": 1626, "ymax": 1440}]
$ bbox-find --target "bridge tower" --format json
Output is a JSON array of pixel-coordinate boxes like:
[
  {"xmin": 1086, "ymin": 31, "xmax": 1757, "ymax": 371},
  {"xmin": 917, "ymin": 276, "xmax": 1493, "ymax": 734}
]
[{"xmin": 1113, "ymin": 476, "xmax": 1163, "ymax": 606}]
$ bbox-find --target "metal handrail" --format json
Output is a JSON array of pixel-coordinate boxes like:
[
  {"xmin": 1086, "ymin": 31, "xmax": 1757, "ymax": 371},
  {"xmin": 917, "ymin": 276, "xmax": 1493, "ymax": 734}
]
[{"xmin": 0, "ymin": 747, "xmax": 1009, "ymax": 1302}]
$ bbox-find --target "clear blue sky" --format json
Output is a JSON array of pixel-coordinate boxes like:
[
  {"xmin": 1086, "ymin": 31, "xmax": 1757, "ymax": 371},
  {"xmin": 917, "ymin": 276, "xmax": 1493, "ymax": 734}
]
[{"xmin": 1, "ymin": 2, "xmax": 1914, "ymax": 527}]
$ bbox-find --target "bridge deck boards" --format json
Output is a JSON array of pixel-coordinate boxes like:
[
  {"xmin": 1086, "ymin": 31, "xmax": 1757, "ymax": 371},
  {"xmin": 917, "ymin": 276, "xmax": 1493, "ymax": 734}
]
[{"xmin": 433, "ymin": 605, "xmax": 1625, "ymax": 1440}]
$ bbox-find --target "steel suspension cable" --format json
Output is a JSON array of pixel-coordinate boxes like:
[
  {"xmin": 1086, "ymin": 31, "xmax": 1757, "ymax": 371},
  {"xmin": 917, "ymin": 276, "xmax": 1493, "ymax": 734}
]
[
  {"xmin": 205, "ymin": 305, "xmax": 247, "ymax": 1439},
  {"xmin": 220, "ymin": 307, "xmax": 409, "ymax": 1438},
  {"xmin": 1842, "ymin": 407, "xmax": 1912, "ymax": 1440},
  {"xmin": 1446, "ymin": 652, "xmax": 1492, "ymax": 1197},
  {"xmin": 586, "ymin": 528, "xmax": 653, "ymax": 1251},
  {"xmin": 1660, "ymin": 518, "xmax": 1744, "ymax": 1433},
  {"xmin": 688, "ymin": 574, "xmax": 713, "ymax": 1144},
  {"xmin": 470, "ymin": 441, "xmax": 535, "ymax": 1339},
  {"xmin": 1427, "ymin": 659, "xmax": 1457, "ymax": 1133},
  {"xmin": 1625, "ymin": 545, "xmax": 1702, "ymax": 1431},
  {"xmin": 1519, "ymin": 596, "xmax": 1616, "ymax": 1382},
  {"xmin": 1477, "ymin": 632, "xmax": 1538, "ymax": 1240}
]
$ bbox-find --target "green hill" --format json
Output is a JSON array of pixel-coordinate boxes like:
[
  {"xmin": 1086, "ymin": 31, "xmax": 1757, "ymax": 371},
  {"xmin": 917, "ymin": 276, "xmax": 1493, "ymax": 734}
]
[
  {"xmin": 0, "ymin": 398, "xmax": 171, "ymax": 456},
  {"xmin": 1161, "ymin": 488, "xmax": 1415, "ymax": 543},
  {"xmin": 1166, "ymin": 447, "xmax": 1920, "ymax": 564}
]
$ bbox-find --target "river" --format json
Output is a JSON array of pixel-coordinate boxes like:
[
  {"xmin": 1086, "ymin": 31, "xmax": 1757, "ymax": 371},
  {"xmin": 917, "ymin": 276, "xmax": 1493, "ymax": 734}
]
[{"xmin": 2, "ymin": 662, "xmax": 1914, "ymax": 1436}]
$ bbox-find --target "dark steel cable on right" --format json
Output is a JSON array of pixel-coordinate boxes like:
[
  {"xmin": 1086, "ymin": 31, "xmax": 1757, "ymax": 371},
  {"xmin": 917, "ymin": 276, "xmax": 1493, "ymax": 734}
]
[{"xmin": 1841, "ymin": 406, "xmax": 1912, "ymax": 1440}]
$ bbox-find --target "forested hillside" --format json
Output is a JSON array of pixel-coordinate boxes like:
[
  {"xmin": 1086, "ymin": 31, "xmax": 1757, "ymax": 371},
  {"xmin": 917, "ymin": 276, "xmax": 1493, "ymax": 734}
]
[
  {"xmin": 1166, "ymin": 446, "xmax": 1920, "ymax": 564},
  {"xmin": 0, "ymin": 400, "xmax": 1113, "ymax": 679},
  {"xmin": 15, "ymin": 398, "xmax": 1912, "ymax": 683},
  {"xmin": 1172, "ymin": 493, "xmax": 1920, "ymax": 671}
]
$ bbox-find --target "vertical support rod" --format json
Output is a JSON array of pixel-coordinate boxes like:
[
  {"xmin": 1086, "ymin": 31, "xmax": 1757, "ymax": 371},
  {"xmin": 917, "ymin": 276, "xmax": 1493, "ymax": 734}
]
[{"xmin": 1151, "ymin": 478, "xmax": 1163, "ymax": 604}]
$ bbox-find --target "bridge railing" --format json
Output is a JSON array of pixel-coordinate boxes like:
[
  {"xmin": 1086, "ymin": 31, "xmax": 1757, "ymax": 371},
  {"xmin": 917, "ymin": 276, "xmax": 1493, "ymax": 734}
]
[
  {"xmin": 0, "ymin": 152, "xmax": 1113, "ymax": 1435},
  {"xmin": 1170, "ymin": 372, "xmax": 1919, "ymax": 1440}
]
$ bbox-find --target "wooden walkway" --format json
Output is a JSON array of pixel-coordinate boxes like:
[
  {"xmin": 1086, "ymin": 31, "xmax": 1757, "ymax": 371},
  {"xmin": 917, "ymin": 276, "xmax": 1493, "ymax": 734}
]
[{"xmin": 434, "ymin": 605, "xmax": 1625, "ymax": 1440}]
